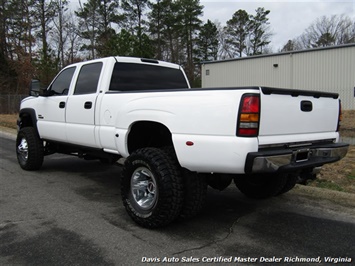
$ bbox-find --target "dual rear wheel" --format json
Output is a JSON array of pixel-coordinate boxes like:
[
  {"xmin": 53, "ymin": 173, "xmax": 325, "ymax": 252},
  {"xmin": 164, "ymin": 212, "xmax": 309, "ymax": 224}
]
[
  {"xmin": 15, "ymin": 128, "xmax": 299, "ymax": 228},
  {"xmin": 121, "ymin": 147, "xmax": 207, "ymax": 228},
  {"xmin": 121, "ymin": 147, "xmax": 298, "ymax": 228}
]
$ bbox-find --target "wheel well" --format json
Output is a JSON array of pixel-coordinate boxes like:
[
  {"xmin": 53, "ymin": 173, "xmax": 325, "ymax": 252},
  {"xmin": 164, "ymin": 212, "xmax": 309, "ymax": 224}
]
[
  {"xmin": 127, "ymin": 121, "xmax": 173, "ymax": 154},
  {"xmin": 19, "ymin": 113, "xmax": 34, "ymax": 128},
  {"xmin": 18, "ymin": 109, "xmax": 37, "ymax": 129}
]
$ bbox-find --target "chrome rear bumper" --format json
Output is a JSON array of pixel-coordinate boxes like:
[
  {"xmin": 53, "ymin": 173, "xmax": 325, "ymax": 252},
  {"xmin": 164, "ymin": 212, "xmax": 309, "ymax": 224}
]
[{"xmin": 245, "ymin": 143, "xmax": 349, "ymax": 174}]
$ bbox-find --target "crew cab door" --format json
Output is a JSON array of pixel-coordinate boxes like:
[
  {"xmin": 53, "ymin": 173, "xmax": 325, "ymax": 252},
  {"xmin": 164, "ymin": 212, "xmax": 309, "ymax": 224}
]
[
  {"xmin": 65, "ymin": 62, "xmax": 103, "ymax": 147},
  {"xmin": 36, "ymin": 67, "xmax": 76, "ymax": 142}
]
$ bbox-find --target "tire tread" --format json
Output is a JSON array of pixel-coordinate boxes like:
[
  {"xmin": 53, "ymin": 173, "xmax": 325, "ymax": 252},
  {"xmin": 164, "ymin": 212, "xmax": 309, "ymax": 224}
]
[
  {"xmin": 121, "ymin": 148, "xmax": 183, "ymax": 228},
  {"xmin": 16, "ymin": 127, "xmax": 44, "ymax": 171}
]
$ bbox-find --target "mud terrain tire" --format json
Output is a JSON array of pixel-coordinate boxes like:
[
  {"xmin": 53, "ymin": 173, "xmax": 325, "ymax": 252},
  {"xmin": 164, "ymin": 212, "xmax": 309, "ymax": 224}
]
[{"xmin": 121, "ymin": 148, "xmax": 183, "ymax": 228}]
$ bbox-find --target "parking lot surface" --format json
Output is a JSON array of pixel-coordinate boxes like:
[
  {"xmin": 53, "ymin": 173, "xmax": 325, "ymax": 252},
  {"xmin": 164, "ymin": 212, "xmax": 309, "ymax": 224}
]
[{"xmin": 1, "ymin": 132, "xmax": 355, "ymax": 265}]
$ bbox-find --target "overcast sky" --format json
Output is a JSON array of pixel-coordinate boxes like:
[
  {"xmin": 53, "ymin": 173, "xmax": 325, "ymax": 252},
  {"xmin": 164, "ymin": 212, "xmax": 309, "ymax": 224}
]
[{"xmin": 201, "ymin": 0, "xmax": 355, "ymax": 51}]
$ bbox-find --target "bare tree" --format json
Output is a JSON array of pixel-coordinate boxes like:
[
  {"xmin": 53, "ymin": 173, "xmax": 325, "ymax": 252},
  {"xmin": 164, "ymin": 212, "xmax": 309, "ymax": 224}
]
[
  {"xmin": 215, "ymin": 22, "xmax": 234, "ymax": 60},
  {"xmin": 66, "ymin": 13, "xmax": 82, "ymax": 64},
  {"xmin": 295, "ymin": 14, "xmax": 355, "ymax": 49},
  {"xmin": 50, "ymin": 0, "xmax": 70, "ymax": 69}
]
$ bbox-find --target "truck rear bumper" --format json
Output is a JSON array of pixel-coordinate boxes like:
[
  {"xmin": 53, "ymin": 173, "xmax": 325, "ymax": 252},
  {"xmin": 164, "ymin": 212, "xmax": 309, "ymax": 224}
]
[{"xmin": 245, "ymin": 142, "xmax": 349, "ymax": 174}]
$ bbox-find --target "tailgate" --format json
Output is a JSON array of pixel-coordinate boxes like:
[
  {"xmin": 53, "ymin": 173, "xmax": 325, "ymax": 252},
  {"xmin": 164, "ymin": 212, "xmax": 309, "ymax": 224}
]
[{"xmin": 258, "ymin": 87, "xmax": 340, "ymax": 145}]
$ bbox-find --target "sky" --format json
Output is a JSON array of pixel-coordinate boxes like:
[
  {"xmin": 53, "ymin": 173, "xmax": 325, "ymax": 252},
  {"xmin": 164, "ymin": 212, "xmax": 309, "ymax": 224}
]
[{"xmin": 200, "ymin": 0, "xmax": 355, "ymax": 51}]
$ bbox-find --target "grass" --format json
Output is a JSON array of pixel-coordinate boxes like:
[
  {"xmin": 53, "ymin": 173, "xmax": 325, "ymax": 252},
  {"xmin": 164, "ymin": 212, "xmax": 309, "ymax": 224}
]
[
  {"xmin": 347, "ymin": 170, "xmax": 355, "ymax": 180},
  {"xmin": 0, "ymin": 114, "xmax": 18, "ymax": 129},
  {"xmin": 312, "ymin": 179, "xmax": 345, "ymax": 192}
]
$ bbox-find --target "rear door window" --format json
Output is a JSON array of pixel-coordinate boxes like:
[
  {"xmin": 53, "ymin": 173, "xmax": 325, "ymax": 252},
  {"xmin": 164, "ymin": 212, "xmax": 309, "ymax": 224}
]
[
  {"xmin": 74, "ymin": 62, "xmax": 103, "ymax": 95},
  {"xmin": 109, "ymin": 63, "xmax": 188, "ymax": 91}
]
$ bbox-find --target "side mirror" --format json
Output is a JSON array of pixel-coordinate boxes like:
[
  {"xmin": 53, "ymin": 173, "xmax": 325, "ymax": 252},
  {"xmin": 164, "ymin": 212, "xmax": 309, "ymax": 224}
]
[
  {"xmin": 30, "ymin": 79, "xmax": 55, "ymax": 97},
  {"xmin": 29, "ymin": 79, "xmax": 41, "ymax": 96}
]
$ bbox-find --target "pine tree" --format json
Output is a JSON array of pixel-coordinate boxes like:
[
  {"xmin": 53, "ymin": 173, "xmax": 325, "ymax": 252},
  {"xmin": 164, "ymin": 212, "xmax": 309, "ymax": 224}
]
[
  {"xmin": 281, "ymin": 40, "xmax": 295, "ymax": 52},
  {"xmin": 120, "ymin": 0, "xmax": 149, "ymax": 57},
  {"xmin": 3, "ymin": 0, "xmax": 39, "ymax": 92},
  {"xmin": 149, "ymin": 0, "xmax": 180, "ymax": 62},
  {"xmin": 225, "ymin": 9, "xmax": 250, "ymax": 57},
  {"xmin": 75, "ymin": 0, "xmax": 120, "ymax": 59},
  {"xmin": 248, "ymin": 7, "xmax": 272, "ymax": 55},
  {"xmin": 196, "ymin": 20, "xmax": 218, "ymax": 62},
  {"xmin": 177, "ymin": 0, "xmax": 203, "ymax": 84},
  {"xmin": 0, "ymin": 0, "xmax": 16, "ymax": 93},
  {"xmin": 148, "ymin": 0, "xmax": 166, "ymax": 60}
]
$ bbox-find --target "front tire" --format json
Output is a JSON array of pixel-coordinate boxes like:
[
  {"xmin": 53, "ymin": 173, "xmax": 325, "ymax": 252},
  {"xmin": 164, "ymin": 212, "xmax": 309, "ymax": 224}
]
[
  {"xmin": 121, "ymin": 148, "xmax": 183, "ymax": 228},
  {"xmin": 16, "ymin": 127, "xmax": 44, "ymax": 171},
  {"xmin": 234, "ymin": 173, "xmax": 287, "ymax": 199}
]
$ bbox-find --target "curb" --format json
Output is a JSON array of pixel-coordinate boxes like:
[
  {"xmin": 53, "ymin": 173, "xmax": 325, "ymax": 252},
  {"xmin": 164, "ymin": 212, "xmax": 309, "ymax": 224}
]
[{"xmin": 291, "ymin": 184, "xmax": 355, "ymax": 208}]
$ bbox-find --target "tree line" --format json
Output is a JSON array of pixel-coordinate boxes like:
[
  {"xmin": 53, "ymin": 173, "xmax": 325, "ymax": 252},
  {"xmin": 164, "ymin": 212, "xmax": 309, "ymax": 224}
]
[
  {"xmin": 1, "ymin": 0, "xmax": 354, "ymax": 94},
  {"xmin": 282, "ymin": 14, "xmax": 355, "ymax": 51}
]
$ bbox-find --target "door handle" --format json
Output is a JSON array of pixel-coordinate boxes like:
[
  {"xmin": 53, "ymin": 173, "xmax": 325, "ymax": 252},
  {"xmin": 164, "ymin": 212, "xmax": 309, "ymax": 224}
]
[
  {"xmin": 84, "ymin": 101, "xmax": 92, "ymax": 109},
  {"xmin": 59, "ymin": 102, "xmax": 66, "ymax": 108}
]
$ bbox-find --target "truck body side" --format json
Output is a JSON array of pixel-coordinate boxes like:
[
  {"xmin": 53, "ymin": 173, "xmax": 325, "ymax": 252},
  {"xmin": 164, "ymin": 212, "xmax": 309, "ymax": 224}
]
[{"xmin": 17, "ymin": 56, "xmax": 349, "ymax": 228}]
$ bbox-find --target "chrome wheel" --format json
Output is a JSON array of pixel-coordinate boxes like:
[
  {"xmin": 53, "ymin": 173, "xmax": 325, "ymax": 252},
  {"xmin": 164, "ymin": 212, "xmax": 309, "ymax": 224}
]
[
  {"xmin": 122, "ymin": 148, "xmax": 184, "ymax": 228},
  {"xmin": 17, "ymin": 137, "xmax": 29, "ymax": 162},
  {"xmin": 131, "ymin": 167, "xmax": 158, "ymax": 210},
  {"xmin": 16, "ymin": 127, "xmax": 44, "ymax": 170}
]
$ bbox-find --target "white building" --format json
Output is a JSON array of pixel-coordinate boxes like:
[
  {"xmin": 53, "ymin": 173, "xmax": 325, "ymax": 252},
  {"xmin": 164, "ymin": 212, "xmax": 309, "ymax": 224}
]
[{"xmin": 201, "ymin": 44, "xmax": 355, "ymax": 110}]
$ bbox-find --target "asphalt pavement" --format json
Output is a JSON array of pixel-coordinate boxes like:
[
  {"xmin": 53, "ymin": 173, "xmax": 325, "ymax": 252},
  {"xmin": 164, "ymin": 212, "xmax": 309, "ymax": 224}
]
[{"xmin": 1, "ymin": 128, "xmax": 355, "ymax": 265}]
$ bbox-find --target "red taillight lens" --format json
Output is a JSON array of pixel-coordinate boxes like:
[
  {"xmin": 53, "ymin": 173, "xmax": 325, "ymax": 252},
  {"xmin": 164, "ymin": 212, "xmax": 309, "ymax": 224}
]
[
  {"xmin": 241, "ymin": 96, "xmax": 260, "ymax": 113},
  {"xmin": 237, "ymin": 94, "xmax": 260, "ymax": 137}
]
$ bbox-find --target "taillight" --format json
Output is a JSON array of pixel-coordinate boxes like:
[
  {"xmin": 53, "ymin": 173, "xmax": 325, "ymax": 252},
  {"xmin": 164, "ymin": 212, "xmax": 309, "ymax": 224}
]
[
  {"xmin": 337, "ymin": 100, "xmax": 342, "ymax": 132},
  {"xmin": 237, "ymin": 94, "xmax": 260, "ymax": 137}
]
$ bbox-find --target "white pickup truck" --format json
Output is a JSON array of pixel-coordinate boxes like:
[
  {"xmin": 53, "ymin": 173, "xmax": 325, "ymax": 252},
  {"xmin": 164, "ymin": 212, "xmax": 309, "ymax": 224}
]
[{"xmin": 17, "ymin": 56, "xmax": 348, "ymax": 228}]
